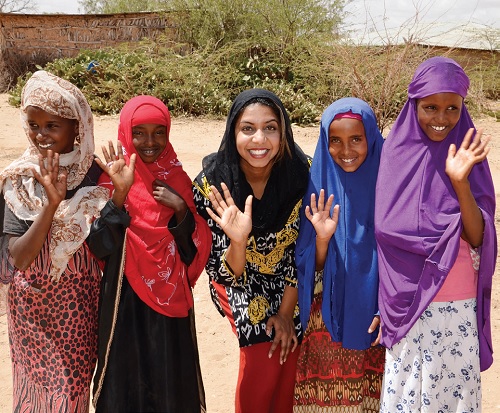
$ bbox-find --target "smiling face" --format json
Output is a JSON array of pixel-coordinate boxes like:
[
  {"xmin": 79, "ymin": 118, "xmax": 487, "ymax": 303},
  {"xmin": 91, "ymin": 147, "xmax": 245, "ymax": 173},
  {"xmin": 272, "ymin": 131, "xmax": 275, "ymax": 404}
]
[
  {"xmin": 235, "ymin": 103, "xmax": 281, "ymax": 177},
  {"xmin": 416, "ymin": 92, "xmax": 463, "ymax": 142},
  {"xmin": 132, "ymin": 123, "xmax": 168, "ymax": 163},
  {"xmin": 328, "ymin": 117, "xmax": 368, "ymax": 172},
  {"xmin": 26, "ymin": 106, "xmax": 78, "ymax": 156}
]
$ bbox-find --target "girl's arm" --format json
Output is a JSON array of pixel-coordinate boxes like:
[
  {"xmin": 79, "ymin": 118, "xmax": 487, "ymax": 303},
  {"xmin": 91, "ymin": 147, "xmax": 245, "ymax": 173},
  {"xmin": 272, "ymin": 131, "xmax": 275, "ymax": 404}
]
[
  {"xmin": 446, "ymin": 128, "xmax": 490, "ymax": 247},
  {"xmin": 9, "ymin": 151, "xmax": 66, "ymax": 270},
  {"xmin": 304, "ymin": 190, "xmax": 339, "ymax": 270},
  {"xmin": 205, "ymin": 182, "xmax": 252, "ymax": 279}
]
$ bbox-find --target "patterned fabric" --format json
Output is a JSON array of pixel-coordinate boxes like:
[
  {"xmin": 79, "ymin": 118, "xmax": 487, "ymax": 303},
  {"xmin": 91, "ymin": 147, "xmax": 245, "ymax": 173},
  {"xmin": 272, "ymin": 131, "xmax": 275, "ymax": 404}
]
[
  {"xmin": 8, "ymin": 236, "xmax": 101, "ymax": 412},
  {"xmin": 294, "ymin": 271, "xmax": 384, "ymax": 413},
  {"xmin": 0, "ymin": 70, "xmax": 108, "ymax": 281},
  {"xmin": 380, "ymin": 299, "xmax": 481, "ymax": 413},
  {"xmin": 193, "ymin": 173, "xmax": 302, "ymax": 347}
]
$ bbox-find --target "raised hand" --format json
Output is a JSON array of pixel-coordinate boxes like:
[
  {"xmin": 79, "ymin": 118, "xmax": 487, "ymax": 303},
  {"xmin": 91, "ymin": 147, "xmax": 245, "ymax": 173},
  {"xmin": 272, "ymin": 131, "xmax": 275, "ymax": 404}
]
[
  {"xmin": 206, "ymin": 182, "xmax": 252, "ymax": 243},
  {"xmin": 96, "ymin": 140, "xmax": 136, "ymax": 207},
  {"xmin": 305, "ymin": 189, "xmax": 339, "ymax": 241},
  {"xmin": 32, "ymin": 150, "xmax": 67, "ymax": 207},
  {"xmin": 446, "ymin": 127, "xmax": 490, "ymax": 183}
]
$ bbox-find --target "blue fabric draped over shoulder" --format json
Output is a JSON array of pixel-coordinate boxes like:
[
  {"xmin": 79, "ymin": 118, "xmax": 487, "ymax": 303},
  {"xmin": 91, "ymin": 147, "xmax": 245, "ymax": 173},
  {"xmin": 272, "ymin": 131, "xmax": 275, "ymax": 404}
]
[{"xmin": 296, "ymin": 97, "xmax": 384, "ymax": 350}]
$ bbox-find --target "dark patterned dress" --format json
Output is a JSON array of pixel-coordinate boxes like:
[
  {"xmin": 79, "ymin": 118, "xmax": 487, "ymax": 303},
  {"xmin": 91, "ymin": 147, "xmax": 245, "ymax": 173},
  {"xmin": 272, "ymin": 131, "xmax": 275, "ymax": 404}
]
[{"xmin": 193, "ymin": 173, "xmax": 302, "ymax": 348}]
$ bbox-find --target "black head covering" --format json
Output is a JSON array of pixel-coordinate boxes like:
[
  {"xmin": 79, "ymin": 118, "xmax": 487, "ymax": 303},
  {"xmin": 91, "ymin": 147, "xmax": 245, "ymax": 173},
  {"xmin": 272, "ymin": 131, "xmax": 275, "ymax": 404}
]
[{"xmin": 202, "ymin": 88, "xmax": 310, "ymax": 236}]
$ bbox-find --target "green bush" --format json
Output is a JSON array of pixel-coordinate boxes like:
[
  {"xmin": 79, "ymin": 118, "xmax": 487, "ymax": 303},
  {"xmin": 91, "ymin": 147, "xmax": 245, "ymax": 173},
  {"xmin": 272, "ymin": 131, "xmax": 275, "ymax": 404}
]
[{"xmin": 9, "ymin": 38, "xmax": 499, "ymax": 128}]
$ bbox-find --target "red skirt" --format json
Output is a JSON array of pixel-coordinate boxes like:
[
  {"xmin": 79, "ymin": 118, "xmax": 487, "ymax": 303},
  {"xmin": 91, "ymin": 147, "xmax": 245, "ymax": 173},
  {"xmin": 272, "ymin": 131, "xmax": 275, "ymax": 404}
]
[{"xmin": 294, "ymin": 291, "xmax": 384, "ymax": 413}]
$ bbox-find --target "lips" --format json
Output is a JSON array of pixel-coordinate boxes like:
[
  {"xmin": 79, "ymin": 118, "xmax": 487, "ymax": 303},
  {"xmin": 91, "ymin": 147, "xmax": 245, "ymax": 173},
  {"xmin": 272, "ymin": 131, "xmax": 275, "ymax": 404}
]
[
  {"xmin": 340, "ymin": 158, "xmax": 356, "ymax": 163},
  {"xmin": 431, "ymin": 125, "xmax": 446, "ymax": 131},
  {"xmin": 38, "ymin": 142, "xmax": 53, "ymax": 149},
  {"xmin": 248, "ymin": 149, "xmax": 270, "ymax": 157}
]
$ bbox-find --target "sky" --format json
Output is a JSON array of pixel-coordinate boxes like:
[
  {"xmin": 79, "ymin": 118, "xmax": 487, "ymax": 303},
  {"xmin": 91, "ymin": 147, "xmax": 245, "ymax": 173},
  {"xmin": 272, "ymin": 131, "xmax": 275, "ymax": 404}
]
[{"xmin": 31, "ymin": 0, "xmax": 499, "ymax": 30}]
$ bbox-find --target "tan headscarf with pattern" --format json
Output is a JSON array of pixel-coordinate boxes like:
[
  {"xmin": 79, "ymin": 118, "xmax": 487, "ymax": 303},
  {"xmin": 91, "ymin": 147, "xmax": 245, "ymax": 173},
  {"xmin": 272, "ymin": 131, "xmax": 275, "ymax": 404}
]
[{"xmin": 0, "ymin": 71, "xmax": 109, "ymax": 281}]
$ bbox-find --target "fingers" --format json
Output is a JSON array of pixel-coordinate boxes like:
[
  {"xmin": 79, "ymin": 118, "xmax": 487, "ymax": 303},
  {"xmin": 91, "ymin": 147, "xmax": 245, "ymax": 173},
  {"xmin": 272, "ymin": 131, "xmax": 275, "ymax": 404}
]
[
  {"xmin": 268, "ymin": 340, "xmax": 279, "ymax": 359},
  {"xmin": 447, "ymin": 143, "xmax": 457, "ymax": 160},
  {"xmin": 460, "ymin": 127, "xmax": 474, "ymax": 150},
  {"xmin": 205, "ymin": 207, "xmax": 222, "ymax": 226},
  {"xmin": 331, "ymin": 204, "xmax": 340, "ymax": 224},
  {"xmin": 108, "ymin": 140, "xmax": 118, "ymax": 160},
  {"xmin": 128, "ymin": 153, "xmax": 137, "ymax": 172},
  {"xmin": 243, "ymin": 195, "xmax": 253, "ymax": 218},
  {"xmin": 367, "ymin": 316, "xmax": 380, "ymax": 334},
  {"xmin": 208, "ymin": 183, "xmax": 232, "ymax": 213},
  {"xmin": 371, "ymin": 328, "xmax": 382, "ymax": 346}
]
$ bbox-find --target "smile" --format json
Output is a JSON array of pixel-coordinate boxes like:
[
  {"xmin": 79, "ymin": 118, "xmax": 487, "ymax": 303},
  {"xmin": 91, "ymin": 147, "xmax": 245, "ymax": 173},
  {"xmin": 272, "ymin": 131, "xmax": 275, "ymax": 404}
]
[
  {"xmin": 38, "ymin": 143, "xmax": 53, "ymax": 149},
  {"xmin": 249, "ymin": 149, "xmax": 269, "ymax": 156},
  {"xmin": 341, "ymin": 158, "xmax": 356, "ymax": 163},
  {"xmin": 431, "ymin": 126, "xmax": 446, "ymax": 131}
]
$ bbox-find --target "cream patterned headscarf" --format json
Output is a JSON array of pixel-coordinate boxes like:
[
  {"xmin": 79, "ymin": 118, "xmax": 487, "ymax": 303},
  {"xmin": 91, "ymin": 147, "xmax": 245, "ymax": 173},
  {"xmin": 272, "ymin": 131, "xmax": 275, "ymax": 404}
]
[{"xmin": 0, "ymin": 71, "xmax": 109, "ymax": 281}]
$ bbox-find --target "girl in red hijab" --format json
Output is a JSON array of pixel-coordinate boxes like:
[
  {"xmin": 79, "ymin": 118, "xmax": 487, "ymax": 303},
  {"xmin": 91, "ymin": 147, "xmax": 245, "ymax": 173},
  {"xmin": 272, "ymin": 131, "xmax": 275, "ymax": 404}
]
[{"xmin": 88, "ymin": 95, "xmax": 212, "ymax": 412}]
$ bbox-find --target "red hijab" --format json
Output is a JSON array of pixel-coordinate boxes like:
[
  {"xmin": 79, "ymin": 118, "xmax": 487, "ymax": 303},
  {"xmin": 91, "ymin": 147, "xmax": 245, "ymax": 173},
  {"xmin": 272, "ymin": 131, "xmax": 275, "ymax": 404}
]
[{"xmin": 109, "ymin": 95, "xmax": 211, "ymax": 317}]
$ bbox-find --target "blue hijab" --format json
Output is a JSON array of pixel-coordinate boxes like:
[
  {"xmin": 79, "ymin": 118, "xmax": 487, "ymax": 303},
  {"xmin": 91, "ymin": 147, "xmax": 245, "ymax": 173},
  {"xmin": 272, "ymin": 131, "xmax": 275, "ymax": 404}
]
[{"xmin": 296, "ymin": 97, "xmax": 384, "ymax": 350}]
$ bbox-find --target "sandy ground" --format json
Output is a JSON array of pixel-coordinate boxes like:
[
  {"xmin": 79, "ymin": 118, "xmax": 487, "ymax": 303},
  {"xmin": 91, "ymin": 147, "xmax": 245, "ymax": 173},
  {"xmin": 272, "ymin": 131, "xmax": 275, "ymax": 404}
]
[{"xmin": 0, "ymin": 93, "xmax": 499, "ymax": 412}]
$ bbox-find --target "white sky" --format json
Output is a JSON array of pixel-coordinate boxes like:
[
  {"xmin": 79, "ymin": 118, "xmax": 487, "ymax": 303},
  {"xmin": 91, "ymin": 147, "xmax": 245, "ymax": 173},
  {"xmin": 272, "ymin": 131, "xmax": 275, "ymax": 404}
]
[
  {"xmin": 343, "ymin": 0, "xmax": 499, "ymax": 30},
  {"xmin": 31, "ymin": 0, "xmax": 500, "ymax": 29}
]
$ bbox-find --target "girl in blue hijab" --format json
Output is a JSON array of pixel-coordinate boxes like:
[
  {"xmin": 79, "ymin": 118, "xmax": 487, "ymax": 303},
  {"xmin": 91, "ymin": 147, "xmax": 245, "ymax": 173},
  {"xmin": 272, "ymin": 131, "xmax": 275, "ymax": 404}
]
[{"xmin": 294, "ymin": 98, "xmax": 385, "ymax": 411}]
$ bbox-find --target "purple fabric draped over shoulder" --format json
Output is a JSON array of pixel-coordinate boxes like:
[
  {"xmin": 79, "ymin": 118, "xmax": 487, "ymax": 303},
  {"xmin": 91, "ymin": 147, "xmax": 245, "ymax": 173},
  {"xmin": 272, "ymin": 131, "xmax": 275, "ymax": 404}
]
[{"xmin": 374, "ymin": 56, "xmax": 497, "ymax": 371}]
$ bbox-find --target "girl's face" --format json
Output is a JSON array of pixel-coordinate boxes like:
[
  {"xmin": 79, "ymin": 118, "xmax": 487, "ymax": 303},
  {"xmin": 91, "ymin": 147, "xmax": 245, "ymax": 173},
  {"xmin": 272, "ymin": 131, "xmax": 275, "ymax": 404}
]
[
  {"xmin": 328, "ymin": 118, "xmax": 368, "ymax": 172},
  {"xmin": 235, "ymin": 103, "xmax": 281, "ymax": 175},
  {"xmin": 132, "ymin": 123, "xmax": 168, "ymax": 163},
  {"xmin": 416, "ymin": 92, "xmax": 463, "ymax": 142},
  {"xmin": 26, "ymin": 106, "xmax": 78, "ymax": 156}
]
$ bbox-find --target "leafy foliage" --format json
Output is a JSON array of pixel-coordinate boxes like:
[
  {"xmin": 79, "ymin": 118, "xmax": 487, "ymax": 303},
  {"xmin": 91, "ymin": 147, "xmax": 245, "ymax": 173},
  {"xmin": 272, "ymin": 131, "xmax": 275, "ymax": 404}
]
[{"xmin": 10, "ymin": 0, "xmax": 500, "ymax": 128}]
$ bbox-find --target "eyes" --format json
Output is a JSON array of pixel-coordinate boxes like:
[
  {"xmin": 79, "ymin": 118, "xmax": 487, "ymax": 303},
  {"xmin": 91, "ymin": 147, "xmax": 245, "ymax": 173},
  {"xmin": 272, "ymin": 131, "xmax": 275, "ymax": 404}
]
[
  {"xmin": 239, "ymin": 122, "xmax": 279, "ymax": 134},
  {"xmin": 132, "ymin": 127, "xmax": 167, "ymax": 137},
  {"xmin": 329, "ymin": 136, "xmax": 364, "ymax": 144},
  {"xmin": 28, "ymin": 121, "xmax": 60, "ymax": 131},
  {"xmin": 422, "ymin": 105, "xmax": 459, "ymax": 112}
]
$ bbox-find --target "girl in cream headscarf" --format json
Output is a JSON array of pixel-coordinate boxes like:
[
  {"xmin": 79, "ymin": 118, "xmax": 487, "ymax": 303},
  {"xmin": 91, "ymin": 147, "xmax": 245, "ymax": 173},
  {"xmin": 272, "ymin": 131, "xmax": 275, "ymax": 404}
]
[{"xmin": 0, "ymin": 71, "xmax": 114, "ymax": 412}]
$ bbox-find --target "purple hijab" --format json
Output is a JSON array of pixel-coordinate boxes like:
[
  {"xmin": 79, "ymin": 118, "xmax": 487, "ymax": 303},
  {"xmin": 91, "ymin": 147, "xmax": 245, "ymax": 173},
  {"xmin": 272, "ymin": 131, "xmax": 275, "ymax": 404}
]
[{"xmin": 375, "ymin": 56, "xmax": 497, "ymax": 371}]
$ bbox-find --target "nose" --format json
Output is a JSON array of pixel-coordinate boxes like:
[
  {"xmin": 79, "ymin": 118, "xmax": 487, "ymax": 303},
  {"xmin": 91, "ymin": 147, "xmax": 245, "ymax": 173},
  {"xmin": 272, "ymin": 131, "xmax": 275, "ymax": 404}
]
[
  {"xmin": 339, "ymin": 142, "xmax": 351, "ymax": 155},
  {"xmin": 143, "ymin": 133, "xmax": 155, "ymax": 145},
  {"xmin": 435, "ymin": 110, "xmax": 446, "ymax": 123},
  {"xmin": 35, "ymin": 132, "xmax": 44, "ymax": 141},
  {"xmin": 252, "ymin": 129, "xmax": 266, "ymax": 143}
]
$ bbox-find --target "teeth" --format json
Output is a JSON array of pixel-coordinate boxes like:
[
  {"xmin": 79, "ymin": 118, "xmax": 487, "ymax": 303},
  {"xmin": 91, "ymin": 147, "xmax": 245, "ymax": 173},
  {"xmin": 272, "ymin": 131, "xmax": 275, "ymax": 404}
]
[
  {"xmin": 39, "ymin": 143, "xmax": 52, "ymax": 149},
  {"xmin": 432, "ymin": 126, "xmax": 446, "ymax": 131},
  {"xmin": 249, "ymin": 149, "xmax": 268, "ymax": 156},
  {"xmin": 342, "ymin": 158, "xmax": 355, "ymax": 163}
]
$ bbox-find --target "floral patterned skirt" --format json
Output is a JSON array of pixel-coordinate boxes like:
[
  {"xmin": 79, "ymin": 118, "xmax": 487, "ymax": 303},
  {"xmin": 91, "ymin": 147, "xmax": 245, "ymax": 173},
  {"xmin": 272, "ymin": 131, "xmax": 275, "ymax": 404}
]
[{"xmin": 380, "ymin": 298, "xmax": 481, "ymax": 413}]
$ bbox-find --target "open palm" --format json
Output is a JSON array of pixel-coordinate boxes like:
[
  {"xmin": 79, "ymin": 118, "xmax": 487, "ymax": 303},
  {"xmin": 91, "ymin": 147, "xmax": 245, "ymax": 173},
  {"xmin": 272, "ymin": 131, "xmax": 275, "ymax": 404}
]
[{"xmin": 206, "ymin": 182, "xmax": 252, "ymax": 243}]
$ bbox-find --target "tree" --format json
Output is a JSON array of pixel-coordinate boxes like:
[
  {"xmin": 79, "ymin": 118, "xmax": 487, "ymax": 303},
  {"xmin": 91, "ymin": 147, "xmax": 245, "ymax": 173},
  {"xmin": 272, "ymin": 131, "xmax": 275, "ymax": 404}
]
[
  {"xmin": 0, "ymin": 0, "xmax": 37, "ymax": 13},
  {"xmin": 78, "ymin": 0, "xmax": 162, "ymax": 13},
  {"xmin": 170, "ymin": 0, "xmax": 347, "ymax": 49}
]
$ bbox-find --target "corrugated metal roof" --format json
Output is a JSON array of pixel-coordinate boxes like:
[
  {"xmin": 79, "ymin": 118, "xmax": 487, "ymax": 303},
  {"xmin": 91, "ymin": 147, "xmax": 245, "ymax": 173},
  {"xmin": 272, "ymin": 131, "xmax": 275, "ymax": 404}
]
[{"xmin": 354, "ymin": 22, "xmax": 499, "ymax": 51}]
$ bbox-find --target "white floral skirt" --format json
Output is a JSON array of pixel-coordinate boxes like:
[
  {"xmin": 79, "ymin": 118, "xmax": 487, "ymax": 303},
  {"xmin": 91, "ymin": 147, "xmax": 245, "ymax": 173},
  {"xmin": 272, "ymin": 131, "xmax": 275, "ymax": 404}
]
[{"xmin": 380, "ymin": 298, "xmax": 481, "ymax": 413}]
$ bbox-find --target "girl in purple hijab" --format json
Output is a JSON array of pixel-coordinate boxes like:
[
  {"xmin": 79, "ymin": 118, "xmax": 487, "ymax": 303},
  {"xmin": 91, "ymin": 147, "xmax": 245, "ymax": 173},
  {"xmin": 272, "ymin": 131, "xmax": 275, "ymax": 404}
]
[{"xmin": 375, "ymin": 56, "xmax": 496, "ymax": 412}]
